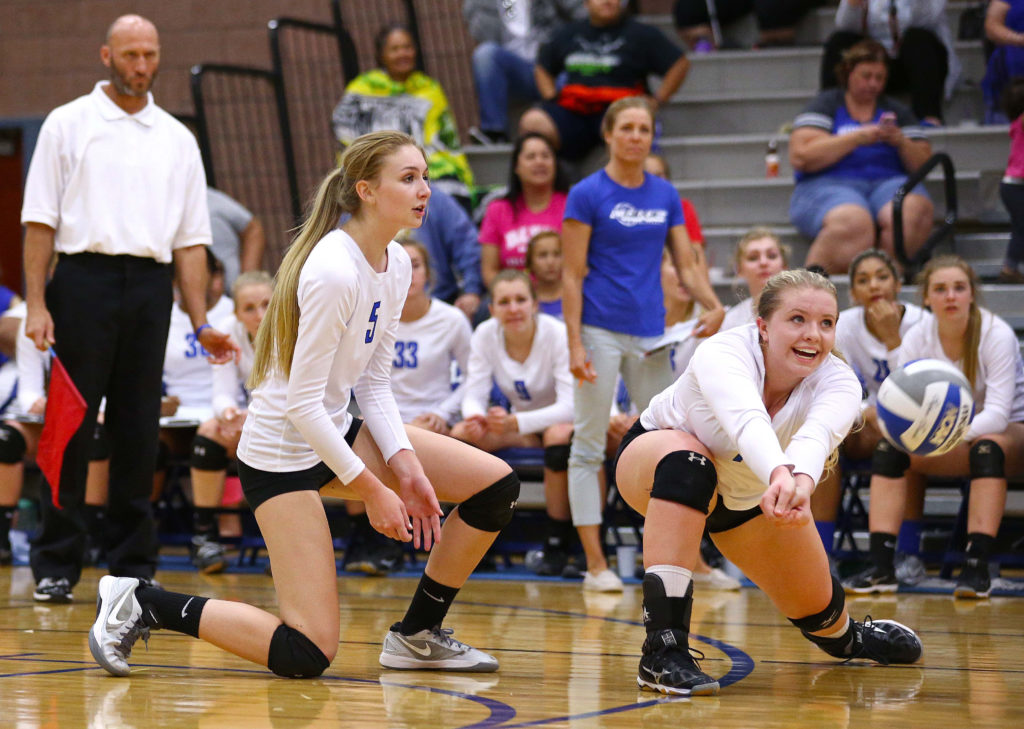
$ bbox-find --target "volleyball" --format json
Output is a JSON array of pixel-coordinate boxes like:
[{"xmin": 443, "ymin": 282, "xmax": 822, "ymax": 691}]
[{"xmin": 876, "ymin": 359, "xmax": 975, "ymax": 456}]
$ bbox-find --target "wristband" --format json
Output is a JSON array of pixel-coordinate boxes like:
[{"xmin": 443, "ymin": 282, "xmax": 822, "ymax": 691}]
[{"xmin": 195, "ymin": 323, "xmax": 212, "ymax": 338}]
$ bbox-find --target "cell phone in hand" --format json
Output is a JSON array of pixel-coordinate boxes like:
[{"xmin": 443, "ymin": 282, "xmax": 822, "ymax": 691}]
[{"xmin": 879, "ymin": 111, "xmax": 897, "ymax": 126}]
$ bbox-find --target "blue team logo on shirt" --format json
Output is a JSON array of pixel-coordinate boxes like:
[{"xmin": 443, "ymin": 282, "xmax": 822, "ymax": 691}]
[{"xmin": 609, "ymin": 202, "xmax": 668, "ymax": 227}]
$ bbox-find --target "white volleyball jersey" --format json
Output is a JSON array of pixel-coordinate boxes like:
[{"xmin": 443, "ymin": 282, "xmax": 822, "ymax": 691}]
[
  {"xmin": 640, "ymin": 324, "xmax": 862, "ymax": 510},
  {"xmin": 211, "ymin": 314, "xmax": 255, "ymax": 416},
  {"xmin": 897, "ymin": 308, "xmax": 1024, "ymax": 440},
  {"xmin": 837, "ymin": 302, "xmax": 925, "ymax": 405},
  {"xmin": 720, "ymin": 297, "xmax": 756, "ymax": 331},
  {"xmin": 665, "ymin": 320, "xmax": 702, "ymax": 381},
  {"xmin": 162, "ymin": 296, "xmax": 234, "ymax": 412},
  {"xmin": 239, "ymin": 230, "xmax": 413, "ymax": 483},
  {"xmin": 461, "ymin": 313, "xmax": 574, "ymax": 435},
  {"xmin": 391, "ymin": 298, "xmax": 472, "ymax": 425}
]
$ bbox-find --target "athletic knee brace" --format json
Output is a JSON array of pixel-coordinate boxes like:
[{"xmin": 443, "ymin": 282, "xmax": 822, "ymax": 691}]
[
  {"xmin": 789, "ymin": 575, "xmax": 846, "ymax": 637},
  {"xmin": 267, "ymin": 624, "xmax": 331, "ymax": 678},
  {"xmin": 89, "ymin": 423, "xmax": 110, "ymax": 462},
  {"xmin": 871, "ymin": 439, "xmax": 910, "ymax": 478},
  {"xmin": 969, "ymin": 439, "xmax": 1005, "ymax": 479},
  {"xmin": 650, "ymin": 451, "xmax": 717, "ymax": 515},
  {"xmin": 544, "ymin": 444, "xmax": 570, "ymax": 472},
  {"xmin": 457, "ymin": 471, "xmax": 520, "ymax": 532},
  {"xmin": 0, "ymin": 423, "xmax": 26, "ymax": 464},
  {"xmin": 190, "ymin": 435, "xmax": 228, "ymax": 471}
]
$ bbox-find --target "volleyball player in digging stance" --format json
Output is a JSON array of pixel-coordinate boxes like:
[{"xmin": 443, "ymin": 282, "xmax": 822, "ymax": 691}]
[
  {"xmin": 88, "ymin": 131, "xmax": 518, "ymax": 678},
  {"xmin": 615, "ymin": 270, "xmax": 923, "ymax": 696}
]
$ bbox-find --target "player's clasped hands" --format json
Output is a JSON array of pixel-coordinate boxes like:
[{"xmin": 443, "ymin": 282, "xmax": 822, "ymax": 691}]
[
  {"xmin": 760, "ymin": 465, "xmax": 813, "ymax": 528},
  {"xmin": 389, "ymin": 450, "xmax": 444, "ymax": 551}
]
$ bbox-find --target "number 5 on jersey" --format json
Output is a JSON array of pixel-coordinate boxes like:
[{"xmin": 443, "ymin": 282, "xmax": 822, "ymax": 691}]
[{"xmin": 365, "ymin": 301, "xmax": 381, "ymax": 343}]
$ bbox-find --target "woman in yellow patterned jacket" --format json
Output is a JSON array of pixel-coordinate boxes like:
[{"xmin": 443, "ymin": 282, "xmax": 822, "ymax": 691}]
[{"xmin": 332, "ymin": 23, "xmax": 474, "ymax": 207}]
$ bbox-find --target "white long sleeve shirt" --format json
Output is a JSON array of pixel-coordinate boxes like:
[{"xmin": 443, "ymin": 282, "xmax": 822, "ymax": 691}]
[
  {"xmin": 461, "ymin": 313, "xmax": 574, "ymax": 435},
  {"xmin": 641, "ymin": 324, "xmax": 862, "ymax": 510},
  {"xmin": 897, "ymin": 308, "xmax": 1024, "ymax": 441},
  {"xmin": 836, "ymin": 302, "xmax": 925, "ymax": 405},
  {"xmin": 391, "ymin": 299, "xmax": 472, "ymax": 425},
  {"xmin": 239, "ymin": 230, "xmax": 413, "ymax": 483},
  {"xmin": 163, "ymin": 297, "xmax": 234, "ymax": 416}
]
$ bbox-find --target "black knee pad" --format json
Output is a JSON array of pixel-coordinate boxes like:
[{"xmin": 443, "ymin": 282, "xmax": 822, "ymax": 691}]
[
  {"xmin": 267, "ymin": 624, "xmax": 331, "ymax": 678},
  {"xmin": 457, "ymin": 471, "xmax": 520, "ymax": 532},
  {"xmin": 191, "ymin": 435, "xmax": 228, "ymax": 471},
  {"xmin": 0, "ymin": 423, "xmax": 26, "ymax": 464},
  {"xmin": 969, "ymin": 439, "xmax": 1005, "ymax": 479},
  {"xmin": 650, "ymin": 451, "xmax": 717, "ymax": 515},
  {"xmin": 89, "ymin": 423, "xmax": 110, "ymax": 462},
  {"xmin": 871, "ymin": 438, "xmax": 910, "ymax": 478},
  {"xmin": 789, "ymin": 575, "xmax": 846, "ymax": 636},
  {"xmin": 543, "ymin": 444, "xmax": 570, "ymax": 472}
]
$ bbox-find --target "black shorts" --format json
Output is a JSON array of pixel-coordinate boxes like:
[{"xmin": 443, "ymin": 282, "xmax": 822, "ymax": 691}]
[
  {"xmin": 238, "ymin": 418, "xmax": 363, "ymax": 511},
  {"xmin": 614, "ymin": 418, "xmax": 762, "ymax": 533}
]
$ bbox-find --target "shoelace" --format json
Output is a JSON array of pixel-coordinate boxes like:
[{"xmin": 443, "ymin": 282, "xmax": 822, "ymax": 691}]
[
  {"xmin": 114, "ymin": 617, "xmax": 151, "ymax": 659},
  {"xmin": 429, "ymin": 627, "xmax": 464, "ymax": 649},
  {"xmin": 845, "ymin": 616, "xmax": 893, "ymax": 666}
]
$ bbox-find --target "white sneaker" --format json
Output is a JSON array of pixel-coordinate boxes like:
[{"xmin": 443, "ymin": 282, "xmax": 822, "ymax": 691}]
[
  {"xmin": 379, "ymin": 623, "xmax": 498, "ymax": 672},
  {"xmin": 88, "ymin": 576, "xmax": 152, "ymax": 677},
  {"xmin": 691, "ymin": 567, "xmax": 741, "ymax": 591},
  {"xmin": 582, "ymin": 568, "xmax": 624, "ymax": 593}
]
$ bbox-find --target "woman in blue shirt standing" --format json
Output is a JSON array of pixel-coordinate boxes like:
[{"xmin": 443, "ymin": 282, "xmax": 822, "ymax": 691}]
[{"xmin": 562, "ymin": 96, "xmax": 724, "ymax": 591}]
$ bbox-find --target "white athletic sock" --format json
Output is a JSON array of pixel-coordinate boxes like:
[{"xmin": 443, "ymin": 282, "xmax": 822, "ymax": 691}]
[
  {"xmin": 646, "ymin": 564, "xmax": 693, "ymax": 597},
  {"xmin": 818, "ymin": 615, "xmax": 850, "ymax": 639}
]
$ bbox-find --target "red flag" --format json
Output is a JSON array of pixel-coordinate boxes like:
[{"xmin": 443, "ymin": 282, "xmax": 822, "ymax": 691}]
[{"xmin": 37, "ymin": 355, "xmax": 87, "ymax": 510}]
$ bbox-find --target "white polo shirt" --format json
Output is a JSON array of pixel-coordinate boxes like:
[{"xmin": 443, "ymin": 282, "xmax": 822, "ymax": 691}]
[{"xmin": 21, "ymin": 81, "xmax": 211, "ymax": 263}]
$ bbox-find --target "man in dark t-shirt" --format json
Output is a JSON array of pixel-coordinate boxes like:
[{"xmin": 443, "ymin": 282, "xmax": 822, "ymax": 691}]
[{"xmin": 519, "ymin": 0, "xmax": 690, "ymax": 160}]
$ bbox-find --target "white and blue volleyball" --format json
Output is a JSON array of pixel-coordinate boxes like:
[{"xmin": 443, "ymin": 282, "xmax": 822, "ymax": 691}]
[{"xmin": 876, "ymin": 359, "xmax": 975, "ymax": 456}]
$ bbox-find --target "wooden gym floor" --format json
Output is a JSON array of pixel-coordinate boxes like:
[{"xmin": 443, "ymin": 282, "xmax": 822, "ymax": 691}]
[{"xmin": 1, "ymin": 566, "xmax": 1022, "ymax": 728}]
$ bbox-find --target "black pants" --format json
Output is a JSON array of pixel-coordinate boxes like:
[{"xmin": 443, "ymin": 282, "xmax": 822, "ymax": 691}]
[
  {"xmin": 30, "ymin": 253, "xmax": 172, "ymax": 585},
  {"xmin": 820, "ymin": 28, "xmax": 949, "ymax": 122},
  {"xmin": 1000, "ymin": 181, "xmax": 1024, "ymax": 266}
]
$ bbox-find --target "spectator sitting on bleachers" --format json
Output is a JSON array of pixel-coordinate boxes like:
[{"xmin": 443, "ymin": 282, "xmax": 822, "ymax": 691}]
[
  {"xmin": 983, "ymin": 1, "xmax": 1024, "ymax": 124},
  {"xmin": 391, "ymin": 239, "xmax": 473, "ymax": 436},
  {"xmin": 821, "ymin": 0, "xmax": 959, "ymax": 126},
  {"xmin": 331, "ymin": 23, "xmax": 474, "ymax": 206},
  {"xmin": 816, "ymin": 249, "xmax": 927, "ymax": 575},
  {"xmin": 519, "ymin": 0, "xmax": 690, "ymax": 161},
  {"xmin": 720, "ymin": 227, "xmax": 790, "ymax": 330},
  {"xmin": 186, "ymin": 271, "xmax": 273, "ymax": 574},
  {"xmin": 842, "ymin": 256, "xmax": 1024, "ymax": 600},
  {"xmin": 451, "ymin": 270, "xmax": 576, "ymax": 577},
  {"xmin": 997, "ymin": 76, "xmax": 1024, "ymax": 283},
  {"xmin": 789, "ymin": 40, "xmax": 933, "ymax": 275},
  {"xmin": 157, "ymin": 250, "xmax": 234, "ymax": 569},
  {"xmin": 479, "ymin": 133, "xmax": 570, "ymax": 288},
  {"xmin": 0, "ymin": 303, "xmax": 110, "ymax": 567},
  {"xmin": 525, "ymin": 230, "xmax": 564, "ymax": 320},
  {"xmin": 463, "ymin": 0, "xmax": 588, "ymax": 145},
  {"xmin": 673, "ymin": 0, "xmax": 826, "ymax": 51}
]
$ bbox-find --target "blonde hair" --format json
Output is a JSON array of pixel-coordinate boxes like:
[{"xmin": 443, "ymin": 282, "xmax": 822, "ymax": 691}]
[
  {"xmin": 733, "ymin": 226, "xmax": 791, "ymax": 274},
  {"xmin": 231, "ymin": 270, "xmax": 273, "ymax": 301},
  {"xmin": 917, "ymin": 255, "xmax": 983, "ymax": 388},
  {"xmin": 489, "ymin": 268, "xmax": 537, "ymax": 301},
  {"xmin": 249, "ymin": 130, "xmax": 421, "ymax": 387}
]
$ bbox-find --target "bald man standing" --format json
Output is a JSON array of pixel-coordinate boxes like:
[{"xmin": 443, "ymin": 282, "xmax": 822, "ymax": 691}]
[{"xmin": 21, "ymin": 15, "xmax": 238, "ymax": 603}]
